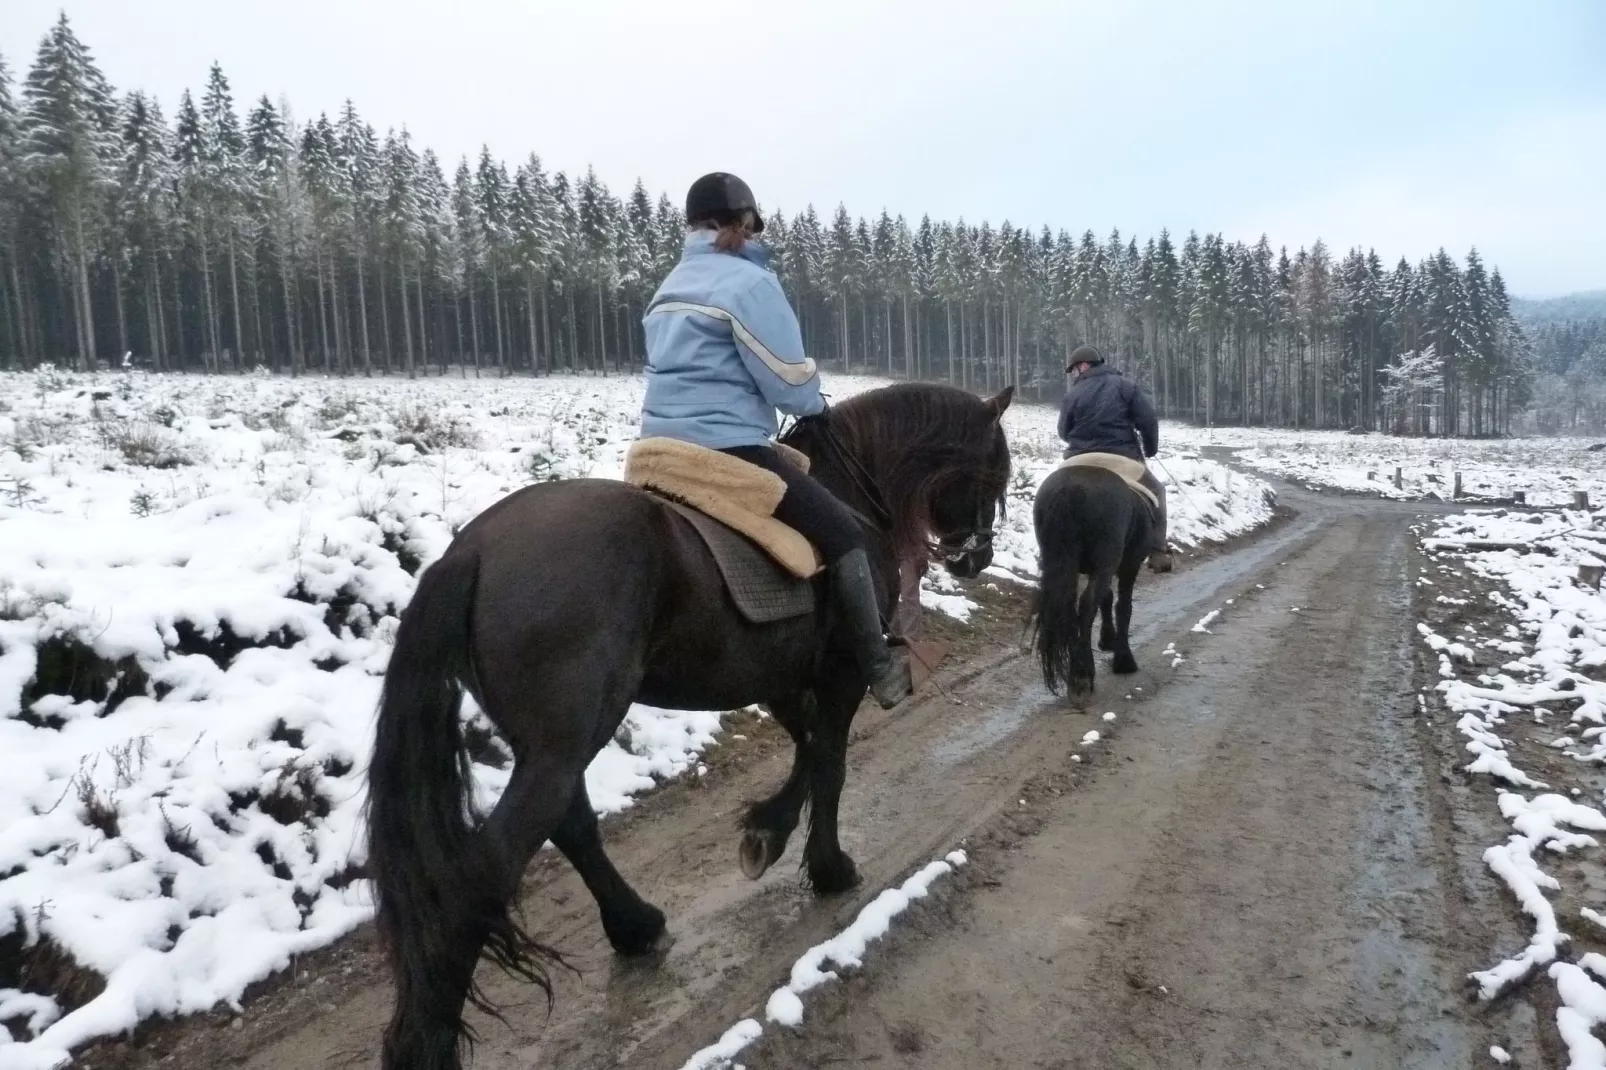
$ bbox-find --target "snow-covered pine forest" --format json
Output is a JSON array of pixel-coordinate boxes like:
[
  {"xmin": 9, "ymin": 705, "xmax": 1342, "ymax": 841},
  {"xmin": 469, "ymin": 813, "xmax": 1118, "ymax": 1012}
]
[{"xmin": 2, "ymin": 14, "xmax": 1604, "ymax": 436}]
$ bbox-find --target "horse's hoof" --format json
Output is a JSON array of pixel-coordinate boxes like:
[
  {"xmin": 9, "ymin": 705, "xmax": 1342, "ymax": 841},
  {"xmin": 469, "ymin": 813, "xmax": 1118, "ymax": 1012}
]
[
  {"xmin": 807, "ymin": 852, "xmax": 861, "ymax": 896},
  {"xmin": 604, "ymin": 902, "xmax": 667, "ymax": 956},
  {"xmin": 1098, "ymin": 635, "xmax": 1117, "ymax": 652},
  {"xmin": 1112, "ymin": 653, "xmax": 1139, "ymax": 675},
  {"xmin": 738, "ymin": 828, "xmax": 785, "ymax": 880}
]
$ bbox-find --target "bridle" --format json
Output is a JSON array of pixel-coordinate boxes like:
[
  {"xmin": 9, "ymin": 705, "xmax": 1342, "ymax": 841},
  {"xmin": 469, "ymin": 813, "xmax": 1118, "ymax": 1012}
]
[{"xmin": 934, "ymin": 520, "xmax": 995, "ymax": 564}]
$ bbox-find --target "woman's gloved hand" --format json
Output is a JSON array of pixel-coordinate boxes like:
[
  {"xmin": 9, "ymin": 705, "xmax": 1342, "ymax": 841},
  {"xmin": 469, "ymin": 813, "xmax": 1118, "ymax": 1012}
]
[{"xmin": 798, "ymin": 398, "xmax": 832, "ymax": 427}]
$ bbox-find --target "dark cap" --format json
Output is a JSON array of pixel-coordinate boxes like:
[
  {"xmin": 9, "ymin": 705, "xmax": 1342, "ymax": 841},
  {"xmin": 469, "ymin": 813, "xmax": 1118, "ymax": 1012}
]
[{"xmin": 1066, "ymin": 344, "xmax": 1105, "ymax": 371}]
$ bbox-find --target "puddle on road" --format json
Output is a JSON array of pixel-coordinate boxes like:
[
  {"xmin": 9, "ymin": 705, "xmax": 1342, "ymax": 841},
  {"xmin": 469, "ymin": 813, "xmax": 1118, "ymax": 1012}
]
[{"xmin": 929, "ymin": 677, "xmax": 1058, "ymax": 767}]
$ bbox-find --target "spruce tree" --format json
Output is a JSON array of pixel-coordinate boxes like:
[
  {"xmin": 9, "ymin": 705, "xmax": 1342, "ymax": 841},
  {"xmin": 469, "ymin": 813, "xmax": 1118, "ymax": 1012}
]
[
  {"xmin": 474, "ymin": 147, "xmax": 510, "ymax": 371},
  {"xmin": 118, "ymin": 91, "xmax": 172, "ymax": 368},
  {"xmin": 202, "ymin": 63, "xmax": 246, "ymax": 364},
  {"xmin": 0, "ymin": 51, "xmax": 27, "ymax": 365},
  {"xmin": 20, "ymin": 13, "xmax": 119, "ymax": 368}
]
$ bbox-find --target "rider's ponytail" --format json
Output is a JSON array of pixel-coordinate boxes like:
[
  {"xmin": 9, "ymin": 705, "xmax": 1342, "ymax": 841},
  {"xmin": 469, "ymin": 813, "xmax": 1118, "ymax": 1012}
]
[{"xmin": 713, "ymin": 212, "xmax": 756, "ymax": 253}]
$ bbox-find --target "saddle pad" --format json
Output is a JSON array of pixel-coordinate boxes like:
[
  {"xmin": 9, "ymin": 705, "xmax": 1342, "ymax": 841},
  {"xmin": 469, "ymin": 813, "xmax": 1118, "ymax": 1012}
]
[
  {"xmin": 624, "ymin": 437, "xmax": 822, "ymax": 579},
  {"xmin": 1058, "ymin": 452, "xmax": 1160, "ymax": 510},
  {"xmin": 660, "ymin": 498, "xmax": 818, "ymax": 625}
]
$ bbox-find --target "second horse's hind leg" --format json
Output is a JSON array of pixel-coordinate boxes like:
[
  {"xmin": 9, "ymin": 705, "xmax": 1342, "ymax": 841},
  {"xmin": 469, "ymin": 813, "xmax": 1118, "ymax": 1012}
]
[
  {"xmin": 1111, "ymin": 567, "xmax": 1139, "ymax": 675},
  {"xmin": 1070, "ymin": 573, "xmax": 1108, "ymax": 694},
  {"xmin": 739, "ymin": 692, "xmax": 813, "ymax": 880},
  {"xmin": 1097, "ymin": 588, "xmax": 1117, "ymax": 651},
  {"xmin": 552, "ymin": 781, "xmax": 666, "ymax": 955}
]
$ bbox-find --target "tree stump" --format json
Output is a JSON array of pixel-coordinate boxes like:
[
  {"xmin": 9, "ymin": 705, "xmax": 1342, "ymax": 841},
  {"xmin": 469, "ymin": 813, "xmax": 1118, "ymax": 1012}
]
[
  {"xmin": 1575, "ymin": 491, "xmax": 1591, "ymax": 510},
  {"xmin": 1579, "ymin": 564, "xmax": 1604, "ymax": 592},
  {"xmin": 1393, "ymin": 466, "xmax": 1403, "ymax": 490}
]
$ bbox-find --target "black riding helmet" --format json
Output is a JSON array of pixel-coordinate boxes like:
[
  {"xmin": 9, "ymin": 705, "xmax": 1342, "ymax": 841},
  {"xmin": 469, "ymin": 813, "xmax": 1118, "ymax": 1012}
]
[{"xmin": 685, "ymin": 172, "xmax": 765, "ymax": 235}]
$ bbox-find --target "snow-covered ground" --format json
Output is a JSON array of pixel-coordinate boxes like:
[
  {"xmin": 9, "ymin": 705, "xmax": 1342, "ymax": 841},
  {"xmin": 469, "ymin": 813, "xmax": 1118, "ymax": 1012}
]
[
  {"xmin": 1416, "ymin": 505, "xmax": 1606, "ymax": 1065},
  {"xmin": 0, "ymin": 367, "xmax": 1269, "ymax": 1066},
  {"xmin": 1166, "ymin": 423, "xmax": 1606, "ymax": 506}
]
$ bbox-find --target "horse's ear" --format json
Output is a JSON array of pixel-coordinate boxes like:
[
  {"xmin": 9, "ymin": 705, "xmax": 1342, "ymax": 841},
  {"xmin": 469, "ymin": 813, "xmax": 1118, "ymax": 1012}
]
[{"xmin": 985, "ymin": 386, "xmax": 1015, "ymax": 421}]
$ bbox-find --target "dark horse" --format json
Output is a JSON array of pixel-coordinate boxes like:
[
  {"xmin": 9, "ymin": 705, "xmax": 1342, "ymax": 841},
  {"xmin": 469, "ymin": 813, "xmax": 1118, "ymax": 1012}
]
[
  {"xmin": 365, "ymin": 382, "xmax": 1014, "ymax": 1069},
  {"xmin": 1031, "ymin": 465, "xmax": 1154, "ymax": 695}
]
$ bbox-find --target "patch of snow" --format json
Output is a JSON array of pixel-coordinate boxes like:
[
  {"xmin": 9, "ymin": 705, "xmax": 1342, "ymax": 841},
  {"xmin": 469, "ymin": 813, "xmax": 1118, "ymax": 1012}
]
[
  {"xmin": 683, "ymin": 847, "xmax": 967, "ymax": 1067},
  {"xmin": 678, "ymin": 1019, "xmax": 764, "ymax": 1070},
  {"xmin": 1551, "ymin": 959, "xmax": 1606, "ymax": 1070},
  {"xmin": 1191, "ymin": 609, "xmax": 1221, "ymax": 633},
  {"xmin": 1165, "ymin": 423, "xmax": 1606, "ymax": 508},
  {"xmin": 767, "ymin": 854, "xmax": 964, "ymax": 1027},
  {"xmin": 1419, "ymin": 505, "xmax": 1606, "ymax": 1049}
]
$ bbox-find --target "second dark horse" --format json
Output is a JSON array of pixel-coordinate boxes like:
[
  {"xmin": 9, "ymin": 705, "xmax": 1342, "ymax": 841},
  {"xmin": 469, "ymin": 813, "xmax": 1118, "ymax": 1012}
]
[
  {"xmin": 365, "ymin": 382, "xmax": 1014, "ymax": 1069},
  {"xmin": 1031, "ymin": 464, "xmax": 1154, "ymax": 696}
]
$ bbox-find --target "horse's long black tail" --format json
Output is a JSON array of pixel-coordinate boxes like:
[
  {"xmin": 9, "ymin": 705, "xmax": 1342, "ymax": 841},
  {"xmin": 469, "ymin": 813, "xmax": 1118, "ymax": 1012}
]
[
  {"xmin": 1032, "ymin": 474, "xmax": 1114, "ymax": 694},
  {"xmin": 366, "ymin": 549, "xmax": 558, "ymax": 1069},
  {"xmin": 1033, "ymin": 478, "xmax": 1083, "ymax": 694}
]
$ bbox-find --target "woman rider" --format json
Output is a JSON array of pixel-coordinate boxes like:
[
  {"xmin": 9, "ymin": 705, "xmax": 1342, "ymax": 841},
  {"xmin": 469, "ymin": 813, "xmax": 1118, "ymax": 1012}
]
[{"xmin": 639, "ymin": 172, "xmax": 913, "ymax": 710}]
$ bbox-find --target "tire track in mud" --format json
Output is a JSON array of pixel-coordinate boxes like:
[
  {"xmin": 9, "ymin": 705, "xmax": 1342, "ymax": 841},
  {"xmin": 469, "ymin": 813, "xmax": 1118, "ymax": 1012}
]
[{"xmin": 82, "ymin": 490, "xmax": 1488, "ymax": 1070}]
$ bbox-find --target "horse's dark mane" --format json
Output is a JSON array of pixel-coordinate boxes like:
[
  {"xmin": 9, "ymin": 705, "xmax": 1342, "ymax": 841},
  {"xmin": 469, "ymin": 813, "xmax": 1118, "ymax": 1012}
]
[{"xmin": 784, "ymin": 382, "xmax": 1011, "ymax": 560}]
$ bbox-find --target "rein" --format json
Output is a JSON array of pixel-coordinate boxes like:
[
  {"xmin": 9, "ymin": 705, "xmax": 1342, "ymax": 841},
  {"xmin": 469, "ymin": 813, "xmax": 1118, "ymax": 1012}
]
[
  {"xmin": 789, "ymin": 413, "xmax": 997, "ymax": 566},
  {"xmin": 811, "ymin": 419, "xmax": 892, "ymax": 530}
]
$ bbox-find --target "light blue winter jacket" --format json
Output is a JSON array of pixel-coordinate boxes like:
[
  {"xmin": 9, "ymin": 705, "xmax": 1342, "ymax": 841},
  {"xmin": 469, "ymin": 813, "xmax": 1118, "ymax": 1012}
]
[{"xmin": 640, "ymin": 231, "xmax": 825, "ymax": 449}]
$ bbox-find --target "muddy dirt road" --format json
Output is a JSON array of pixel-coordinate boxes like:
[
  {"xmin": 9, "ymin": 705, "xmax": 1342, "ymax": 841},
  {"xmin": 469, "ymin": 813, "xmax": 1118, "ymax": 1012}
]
[{"xmin": 84, "ymin": 484, "xmax": 1527, "ymax": 1070}]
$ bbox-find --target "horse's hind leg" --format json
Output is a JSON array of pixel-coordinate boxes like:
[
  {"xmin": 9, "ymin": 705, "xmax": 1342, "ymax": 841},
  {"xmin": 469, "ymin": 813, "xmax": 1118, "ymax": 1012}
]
[
  {"xmin": 1071, "ymin": 572, "xmax": 1109, "ymax": 694},
  {"xmin": 437, "ymin": 752, "xmax": 582, "ymax": 1036},
  {"xmin": 551, "ymin": 781, "xmax": 666, "ymax": 955},
  {"xmin": 739, "ymin": 692, "xmax": 813, "ymax": 880},
  {"xmin": 1097, "ymin": 587, "xmax": 1117, "ymax": 651},
  {"xmin": 1112, "ymin": 567, "xmax": 1139, "ymax": 675}
]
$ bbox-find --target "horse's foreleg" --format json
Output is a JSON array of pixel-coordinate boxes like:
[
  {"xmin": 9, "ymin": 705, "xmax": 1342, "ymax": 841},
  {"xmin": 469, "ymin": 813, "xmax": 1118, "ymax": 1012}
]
[
  {"xmin": 1112, "ymin": 567, "xmax": 1139, "ymax": 675},
  {"xmin": 552, "ymin": 782, "xmax": 666, "ymax": 955},
  {"xmin": 1097, "ymin": 587, "xmax": 1117, "ymax": 652},
  {"xmin": 801, "ymin": 672, "xmax": 863, "ymax": 895},
  {"xmin": 739, "ymin": 692, "xmax": 813, "ymax": 880}
]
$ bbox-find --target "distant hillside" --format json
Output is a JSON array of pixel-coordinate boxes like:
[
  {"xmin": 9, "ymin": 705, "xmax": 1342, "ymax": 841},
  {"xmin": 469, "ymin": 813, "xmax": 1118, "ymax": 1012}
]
[{"xmin": 1512, "ymin": 290, "xmax": 1606, "ymax": 326}]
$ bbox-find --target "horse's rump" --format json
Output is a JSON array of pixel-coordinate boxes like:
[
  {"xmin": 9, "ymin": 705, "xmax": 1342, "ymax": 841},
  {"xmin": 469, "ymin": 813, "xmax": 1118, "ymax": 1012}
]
[{"xmin": 1058, "ymin": 451, "xmax": 1158, "ymax": 511}]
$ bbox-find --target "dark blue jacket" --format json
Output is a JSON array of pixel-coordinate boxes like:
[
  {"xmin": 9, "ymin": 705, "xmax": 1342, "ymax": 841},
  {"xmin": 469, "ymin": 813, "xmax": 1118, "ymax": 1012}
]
[{"xmin": 1057, "ymin": 365, "xmax": 1159, "ymax": 462}]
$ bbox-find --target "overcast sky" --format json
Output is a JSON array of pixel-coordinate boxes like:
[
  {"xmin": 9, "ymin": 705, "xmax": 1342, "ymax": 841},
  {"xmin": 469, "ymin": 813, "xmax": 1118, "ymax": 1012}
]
[{"xmin": 4, "ymin": 0, "xmax": 1603, "ymax": 297}]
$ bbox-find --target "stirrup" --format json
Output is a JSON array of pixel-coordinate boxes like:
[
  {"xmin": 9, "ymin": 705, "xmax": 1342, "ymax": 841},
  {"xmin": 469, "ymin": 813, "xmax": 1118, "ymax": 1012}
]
[{"xmin": 868, "ymin": 650, "xmax": 913, "ymax": 710}]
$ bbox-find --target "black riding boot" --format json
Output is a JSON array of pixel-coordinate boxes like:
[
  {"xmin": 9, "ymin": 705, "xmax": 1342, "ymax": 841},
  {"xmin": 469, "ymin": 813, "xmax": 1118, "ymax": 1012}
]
[{"xmin": 831, "ymin": 549, "xmax": 913, "ymax": 710}]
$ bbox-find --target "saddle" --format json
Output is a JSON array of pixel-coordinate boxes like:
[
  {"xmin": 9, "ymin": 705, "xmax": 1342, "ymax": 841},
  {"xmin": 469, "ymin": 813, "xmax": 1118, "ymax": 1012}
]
[
  {"xmin": 623, "ymin": 438, "xmax": 820, "ymax": 625},
  {"xmin": 1058, "ymin": 452, "xmax": 1160, "ymax": 512}
]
